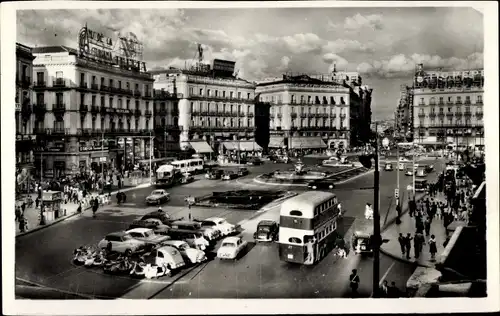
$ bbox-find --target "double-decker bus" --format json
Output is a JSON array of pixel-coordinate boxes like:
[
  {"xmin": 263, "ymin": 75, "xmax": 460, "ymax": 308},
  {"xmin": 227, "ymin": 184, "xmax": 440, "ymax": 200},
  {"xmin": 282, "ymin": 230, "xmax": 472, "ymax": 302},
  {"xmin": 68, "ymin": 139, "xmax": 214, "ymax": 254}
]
[
  {"xmin": 170, "ymin": 158, "xmax": 204, "ymax": 174},
  {"xmin": 278, "ymin": 191, "xmax": 340, "ymax": 265},
  {"xmin": 155, "ymin": 164, "xmax": 180, "ymax": 187}
]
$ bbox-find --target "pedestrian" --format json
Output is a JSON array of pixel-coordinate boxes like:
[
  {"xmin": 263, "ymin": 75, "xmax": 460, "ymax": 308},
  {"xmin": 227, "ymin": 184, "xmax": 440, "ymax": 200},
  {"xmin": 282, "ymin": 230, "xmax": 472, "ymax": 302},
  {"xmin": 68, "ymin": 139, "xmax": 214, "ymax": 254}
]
[
  {"xmin": 404, "ymin": 233, "xmax": 412, "ymax": 259},
  {"xmin": 429, "ymin": 234, "xmax": 438, "ymax": 261},
  {"xmin": 19, "ymin": 215, "xmax": 26, "ymax": 233},
  {"xmin": 397, "ymin": 233, "xmax": 405, "ymax": 256},
  {"xmin": 77, "ymin": 202, "xmax": 82, "ymax": 215},
  {"xmin": 409, "ymin": 199, "xmax": 416, "ymax": 217},
  {"xmin": 21, "ymin": 202, "xmax": 26, "ymax": 214},
  {"xmin": 379, "ymin": 280, "xmax": 389, "ymax": 297},
  {"xmin": 443, "ymin": 235, "xmax": 451, "ymax": 248},
  {"xmin": 387, "ymin": 281, "xmax": 400, "ymax": 298},
  {"xmin": 35, "ymin": 196, "xmax": 40, "ymax": 208},
  {"xmin": 424, "ymin": 217, "xmax": 431, "ymax": 236},
  {"xmin": 395, "ymin": 203, "xmax": 402, "ymax": 225},
  {"xmin": 413, "ymin": 232, "xmax": 425, "ymax": 259},
  {"xmin": 15, "ymin": 206, "xmax": 21, "ymax": 222},
  {"xmin": 349, "ymin": 269, "xmax": 360, "ymax": 297}
]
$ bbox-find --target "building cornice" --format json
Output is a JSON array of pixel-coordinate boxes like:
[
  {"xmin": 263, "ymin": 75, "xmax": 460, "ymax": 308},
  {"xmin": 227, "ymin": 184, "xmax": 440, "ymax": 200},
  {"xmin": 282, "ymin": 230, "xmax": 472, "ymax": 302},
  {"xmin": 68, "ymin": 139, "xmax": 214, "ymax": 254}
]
[
  {"xmin": 257, "ymin": 83, "xmax": 349, "ymax": 94},
  {"xmin": 413, "ymin": 87, "xmax": 484, "ymax": 95},
  {"xmin": 183, "ymin": 75, "xmax": 255, "ymax": 89}
]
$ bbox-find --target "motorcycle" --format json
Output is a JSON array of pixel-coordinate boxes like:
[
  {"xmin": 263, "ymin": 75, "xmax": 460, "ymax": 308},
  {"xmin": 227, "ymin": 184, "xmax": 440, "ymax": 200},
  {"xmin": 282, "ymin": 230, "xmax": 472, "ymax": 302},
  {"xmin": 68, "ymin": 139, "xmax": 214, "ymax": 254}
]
[
  {"xmin": 130, "ymin": 261, "xmax": 147, "ymax": 278},
  {"xmin": 144, "ymin": 263, "xmax": 172, "ymax": 279},
  {"xmin": 92, "ymin": 251, "xmax": 107, "ymax": 267}
]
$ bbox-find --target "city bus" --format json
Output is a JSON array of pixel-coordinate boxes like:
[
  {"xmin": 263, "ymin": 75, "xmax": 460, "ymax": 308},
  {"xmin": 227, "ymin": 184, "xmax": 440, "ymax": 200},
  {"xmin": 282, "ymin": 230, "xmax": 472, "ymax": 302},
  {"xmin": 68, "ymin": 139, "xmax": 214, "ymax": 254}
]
[
  {"xmin": 170, "ymin": 158, "xmax": 204, "ymax": 174},
  {"xmin": 278, "ymin": 191, "xmax": 340, "ymax": 265},
  {"xmin": 155, "ymin": 164, "xmax": 180, "ymax": 187}
]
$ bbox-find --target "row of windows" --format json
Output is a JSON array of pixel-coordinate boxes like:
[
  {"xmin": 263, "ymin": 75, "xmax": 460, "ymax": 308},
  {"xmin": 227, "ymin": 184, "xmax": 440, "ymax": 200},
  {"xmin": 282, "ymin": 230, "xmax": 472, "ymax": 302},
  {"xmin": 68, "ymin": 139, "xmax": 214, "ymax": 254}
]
[
  {"xmin": 419, "ymin": 106, "xmax": 474, "ymax": 114},
  {"xmin": 265, "ymin": 95, "xmax": 347, "ymax": 105},
  {"xmin": 191, "ymin": 102, "xmax": 252, "ymax": 113},
  {"xmin": 271, "ymin": 106, "xmax": 347, "ymax": 115},
  {"xmin": 418, "ymin": 95, "xmax": 482, "ymax": 105},
  {"xmin": 416, "ymin": 119, "xmax": 476, "ymax": 127},
  {"xmin": 189, "ymin": 87, "xmax": 252, "ymax": 100},
  {"xmin": 271, "ymin": 119, "xmax": 346, "ymax": 129},
  {"xmin": 313, "ymin": 197, "xmax": 338, "ymax": 217},
  {"xmin": 314, "ymin": 221, "xmax": 337, "ymax": 242},
  {"xmin": 35, "ymin": 92, "xmax": 153, "ymax": 110},
  {"xmin": 190, "ymin": 118, "xmax": 252, "ymax": 128}
]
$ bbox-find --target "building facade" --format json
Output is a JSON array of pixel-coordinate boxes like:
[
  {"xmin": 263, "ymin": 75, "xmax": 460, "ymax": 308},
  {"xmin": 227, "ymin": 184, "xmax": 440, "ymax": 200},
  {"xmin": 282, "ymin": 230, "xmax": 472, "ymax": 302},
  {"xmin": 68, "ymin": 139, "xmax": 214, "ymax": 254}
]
[
  {"xmin": 152, "ymin": 89, "xmax": 180, "ymax": 157},
  {"xmin": 151, "ymin": 67, "xmax": 257, "ymax": 154},
  {"xmin": 394, "ymin": 84, "xmax": 414, "ymax": 141},
  {"xmin": 15, "ymin": 43, "xmax": 36, "ymax": 192},
  {"xmin": 255, "ymin": 72, "xmax": 372, "ymax": 151},
  {"xmin": 412, "ymin": 64, "xmax": 484, "ymax": 149},
  {"xmin": 31, "ymin": 46, "xmax": 155, "ymax": 178}
]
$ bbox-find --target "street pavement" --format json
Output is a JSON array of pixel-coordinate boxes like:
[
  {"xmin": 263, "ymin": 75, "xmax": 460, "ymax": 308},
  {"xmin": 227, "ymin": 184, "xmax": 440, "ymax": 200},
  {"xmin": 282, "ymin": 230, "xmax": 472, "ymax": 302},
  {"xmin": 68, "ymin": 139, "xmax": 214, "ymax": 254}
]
[{"xmin": 15, "ymin": 158, "xmax": 447, "ymax": 299}]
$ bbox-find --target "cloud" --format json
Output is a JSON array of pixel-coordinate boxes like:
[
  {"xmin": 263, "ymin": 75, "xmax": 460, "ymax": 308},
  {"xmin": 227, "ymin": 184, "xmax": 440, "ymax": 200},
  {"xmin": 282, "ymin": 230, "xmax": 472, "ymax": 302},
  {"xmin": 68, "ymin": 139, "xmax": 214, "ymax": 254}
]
[
  {"xmin": 357, "ymin": 52, "xmax": 484, "ymax": 78},
  {"xmin": 329, "ymin": 13, "xmax": 384, "ymax": 31}
]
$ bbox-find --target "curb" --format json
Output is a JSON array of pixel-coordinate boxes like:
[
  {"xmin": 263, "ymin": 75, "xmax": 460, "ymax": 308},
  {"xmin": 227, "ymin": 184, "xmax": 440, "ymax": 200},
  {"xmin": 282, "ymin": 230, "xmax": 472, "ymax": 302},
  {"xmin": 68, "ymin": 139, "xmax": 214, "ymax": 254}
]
[{"xmin": 15, "ymin": 183, "xmax": 152, "ymax": 238}]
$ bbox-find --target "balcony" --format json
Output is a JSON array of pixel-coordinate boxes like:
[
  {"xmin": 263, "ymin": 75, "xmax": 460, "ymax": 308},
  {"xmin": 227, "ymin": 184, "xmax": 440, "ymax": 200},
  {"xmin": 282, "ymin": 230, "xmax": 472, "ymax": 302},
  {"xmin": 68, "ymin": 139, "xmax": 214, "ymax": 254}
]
[
  {"xmin": 46, "ymin": 128, "xmax": 70, "ymax": 135},
  {"xmin": 154, "ymin": 90, "xmax": 176, "ymax": 99},
  {"xmin": 134, "ymin": 109, "xmax": 142, "ymax": 117},
  {"xmin": 446, "ymin": 101, "xmax": 454, "ymax": 105},
  {"xmin": 247, "ymin": 112, "xmax": 254, "ymax": 118},
  {"xmin": 446, "ymin": 112, "xmax": 454, "ymax": 118},
  {"xmin": 79, "ymin": 82, "xmax": 88, "ymax": 89},
  {"xmin": 438, "ymin": 101, "xmax": 444, "ymax": 105},
  {"xmin": 134, "ymin": 89, "xmax": 142, "ymax": 97},
  {"xmin": 438, "ymin": 112, "xmax": 445, "ymax": 117},
  {"xmin": 33, "ymin": 81, "xmax": 46, "ymax": 88},
  {"xmin": 100, "ymin": 85, "xmax": 109, "ymax": 93},
  {"xmin": 17, "ymin": 76, "xmax": 31, "ymax": 88},
  {"xmin": 145, "ymin": 110, "xmax": 152, "ymax": 117},
  {"xmin": 124, "ymin": 89, "xmax": 134, "ymax": 96},
  {"xmin": 291, "ymin": 112, "xmax": 297, "ymax": 119},
  {"xmin": 331, "ymin": 114, "xmax": 336, "ymax": 118},
  {"xmin": 157, "ymin": 109, "xmax": 167, "ymax": 116},
  {"xmin": 270, "ymin": 114, "xmax": 275, "ymax": 119},
  {"xmin": 300, "ymin": 113, "xmax": 307, "ymax": 118},
  {"xmin": 429, "ymin": 112, "xmax": 437, "ymax": 118},
  {"xmin": 33, "ymin": 103, "xmax": 47, "ymax": 115},
  {"xmin": 53, "ymin": 79, "xmax": 66, "ymax": 87},
  {"xmin": 340, "ymin": 114, "xmax": 347, "ymax": 119},
  {"xmin": 91, "ymin": 105, "xmax": 100, "ymax": 114},
  {"xmin": 90, "ymin": 83, "xmax": 99, "ymax": 90},
  {"xmin": 52, "ymin": 103, "xmax": 66, "ymax": 112},
  {"xmin": 475, "ymin": 112, "xmax": 483, "ymax": 119},
  {"xmin": 464, "ymin": 100, "xmax": 471, "ymax": 105},
  {"xmin": 429, "ymin": 102, "xmax": 436, "ymax": 106},
  {"xmin": 476, "ymin": 100, "xmax": 483, "ymax": 106},
  {"xmin": 464, "ymin": 111, "xmax": 472, "ymax": 117},
  {"xmin": 455, "ymin": 112, "xmax": 463, "ymax": 118},
  {"xmin": 144, "ymin": 92, "xmax": 153, "ymax": 99},
  {"xmin": 418, "ymin": 113, "xmax": 426, "ymax": 118},
  {"xmin": 455, "ymin": 100, "xmax": 462, "ymax": 105},
  {"xmin": 79, "ymin": 104, "xmax": 88, "ymax": 112}
]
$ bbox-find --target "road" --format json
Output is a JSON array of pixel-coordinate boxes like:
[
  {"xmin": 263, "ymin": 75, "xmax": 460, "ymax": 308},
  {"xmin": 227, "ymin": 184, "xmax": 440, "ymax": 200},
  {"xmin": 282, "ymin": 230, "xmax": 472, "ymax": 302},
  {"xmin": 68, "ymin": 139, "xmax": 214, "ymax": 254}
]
[{"xmin": 15, "ymin": 158, "xmax": 446, "ymax": 299}]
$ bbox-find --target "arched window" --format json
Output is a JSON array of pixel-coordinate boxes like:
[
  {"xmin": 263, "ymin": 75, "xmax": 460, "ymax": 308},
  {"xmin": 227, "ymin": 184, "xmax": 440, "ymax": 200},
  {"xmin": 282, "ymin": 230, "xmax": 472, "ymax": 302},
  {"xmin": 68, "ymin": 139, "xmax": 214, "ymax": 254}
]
[
  {"xmin": 290, "ymin": 210, "xmax": 302, "ymax": 216},
  {"xmin": 288, "ymin": 237, "xmax": 302, "ymax": 244}
]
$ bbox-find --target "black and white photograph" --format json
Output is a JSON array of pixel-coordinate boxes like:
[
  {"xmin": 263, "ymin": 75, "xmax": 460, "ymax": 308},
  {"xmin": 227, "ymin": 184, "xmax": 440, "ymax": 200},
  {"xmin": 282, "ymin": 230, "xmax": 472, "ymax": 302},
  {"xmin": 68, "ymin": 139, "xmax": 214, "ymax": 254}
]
[{"xmin": 2, "ymin": 1, "xmax": 499, "ymax": 315}]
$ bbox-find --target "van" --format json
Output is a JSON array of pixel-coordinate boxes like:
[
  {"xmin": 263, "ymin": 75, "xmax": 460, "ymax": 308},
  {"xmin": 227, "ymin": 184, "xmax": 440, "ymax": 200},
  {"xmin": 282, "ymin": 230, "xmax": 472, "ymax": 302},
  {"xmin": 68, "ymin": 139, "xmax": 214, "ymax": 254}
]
[{"xmin": 153, "ymin": 246, "xmax": 186, "ymax": 270}]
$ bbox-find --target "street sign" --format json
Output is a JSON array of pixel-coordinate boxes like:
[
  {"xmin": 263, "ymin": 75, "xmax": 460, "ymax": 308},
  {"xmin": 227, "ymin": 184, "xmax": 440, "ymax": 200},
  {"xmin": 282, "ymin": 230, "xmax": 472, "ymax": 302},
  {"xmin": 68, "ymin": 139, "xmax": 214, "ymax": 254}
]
[
  {"xmin": 395, "ymin": 189, "xmax": 399, "ymax": 198},
  {"xmin": 407, "ymin": 185, "xmax": 413, "ymax": 191}
]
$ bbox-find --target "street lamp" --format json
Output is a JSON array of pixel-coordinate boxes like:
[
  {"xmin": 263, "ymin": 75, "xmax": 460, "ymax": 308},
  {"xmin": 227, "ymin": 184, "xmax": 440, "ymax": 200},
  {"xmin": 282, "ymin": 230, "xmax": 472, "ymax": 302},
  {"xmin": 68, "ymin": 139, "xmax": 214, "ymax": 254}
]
[{"xmin": 358, "ymin": 122, "xmax": 381, "ymax": 298}]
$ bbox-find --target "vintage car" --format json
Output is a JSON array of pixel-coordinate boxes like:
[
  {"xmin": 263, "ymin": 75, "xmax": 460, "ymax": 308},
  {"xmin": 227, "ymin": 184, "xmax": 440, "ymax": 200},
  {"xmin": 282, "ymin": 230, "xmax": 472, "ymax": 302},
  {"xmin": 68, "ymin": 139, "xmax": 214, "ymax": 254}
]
[
  {"xmin": 150, "ymin": 246, "xmax": 186, "ymax": 271},
  {"xmin": 237, "ymin": 167, "xmax": 249, "ymax": 177},
  {"xmin": 405, "ymin": 167, "xmax": 416, "ymax": 176},
  {"xmin": 140, "ymin": 210, "xmax": 174, "ymax": 225},
  {"xmin": 253, "ymin": 220, "xmax": 279, "ymax": 242},
  {"xmin": 307, "ymin": 179, "xmax": 336, "ymax": 190},
  {"xmin": 222, "ymin": 171, "xmax": 238, "ymax": 180},
  {"xmin": 205, "ymin": 169, "xmax": 224, "ymax": 180},
  {"xmin": 399, "ymin": 156, "xmax": 411, "ymax": 163},
  {"xmin": 398, "ymin": 162, "xmax": 406, "ymax": 171},
  {"xmin": 162, "ymin": 240, "xmax": 207, "ymax": 264},
  {"xmin": 180, "ymin": 173, "xmax": 195, "ymax": 184},
  {"xmin": 198, "ymin": 217, "xmax": 237, "ymax": 236},
  {"xmin": 384, "ymin": 163, "xmax": 394, "ymax": 171},
  {"xmin": 146, "ymin": 189, "xmax": 170, "ymax": 205},
  {"xmin": 217, "ymin": 236, "xmax": 248, "ymax": 260},
  {"xmin": 126, "ymin": 228, "xmax": 171, "ymax": 247},
  {"xmin": 247, "ymin": 157, "xmax": 263, "ymax": 166},
  {"xmin": 128, "ymin": 219, "xmax": 170, "ymax": 235},
  {"xmin": 170, "ymin": 220, "xmax": 220, "ymax": 241},
  {"xmin": 352, "ymin": 231, "xmax": 373, "ymax": 255},
  {"xmin": 416, "ymin": 167, "xmax": 428, "ymax": 177},
  {"xmin": 97, "ymin": 231, "xmax": 147, "ymax": 255},
  {"xmin": 322, "ymin": 157, "xmax": 338, "ymax": 165},
  {"xmin": 167, "ymin": 229, "xmax": 210, "ymax": 251},
  {"xmin": 270, "ymin": 155, "xmax": 290, "ymax": 164}
]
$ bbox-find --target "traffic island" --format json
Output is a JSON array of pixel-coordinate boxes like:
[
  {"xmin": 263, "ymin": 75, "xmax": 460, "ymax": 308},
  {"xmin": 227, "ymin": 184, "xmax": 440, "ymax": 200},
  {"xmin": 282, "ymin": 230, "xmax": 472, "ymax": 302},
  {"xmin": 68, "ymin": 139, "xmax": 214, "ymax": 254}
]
[{"xmin": 193, "ymin": 190, "xmax": 291, "ymax": 210}]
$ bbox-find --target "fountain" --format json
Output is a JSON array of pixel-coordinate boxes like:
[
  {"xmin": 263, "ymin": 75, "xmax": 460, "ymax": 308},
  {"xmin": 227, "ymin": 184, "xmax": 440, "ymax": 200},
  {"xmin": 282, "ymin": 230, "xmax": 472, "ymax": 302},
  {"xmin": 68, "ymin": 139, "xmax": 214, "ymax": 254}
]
[{"xmin": 271, "ymin": 159, "xmax": 328, "ymax": 182}]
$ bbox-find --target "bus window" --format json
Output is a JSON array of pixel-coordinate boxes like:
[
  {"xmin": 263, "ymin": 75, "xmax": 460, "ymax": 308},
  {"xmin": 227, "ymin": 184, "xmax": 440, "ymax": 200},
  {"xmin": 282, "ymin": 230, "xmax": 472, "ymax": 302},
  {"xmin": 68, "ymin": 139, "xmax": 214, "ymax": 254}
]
[
  {"xmin": 289, "ymin": 237, "xmax": 302, "ymax": 244},
  {"xmin": 290, "ymin": 210, "xmax": 302, "ymax": 216}
]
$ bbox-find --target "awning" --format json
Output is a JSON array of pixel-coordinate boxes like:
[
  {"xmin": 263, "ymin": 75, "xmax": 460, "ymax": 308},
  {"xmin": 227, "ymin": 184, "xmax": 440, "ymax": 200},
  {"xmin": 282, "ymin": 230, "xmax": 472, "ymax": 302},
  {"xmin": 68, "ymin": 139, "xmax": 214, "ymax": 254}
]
[
  {"xmin": 222, "ymin": 141, "xmax": 262, "ymax": 152},
  {"xmin": 291, "ymin": 137, "xmax": 327, "ymax": 149},
  {"xmin": 269, "ymin": 136, "xmax": 285, "ymax": 148},
  {"xmin": 189, "ymin": 141, "xmax": 213, "ymax": 153}
]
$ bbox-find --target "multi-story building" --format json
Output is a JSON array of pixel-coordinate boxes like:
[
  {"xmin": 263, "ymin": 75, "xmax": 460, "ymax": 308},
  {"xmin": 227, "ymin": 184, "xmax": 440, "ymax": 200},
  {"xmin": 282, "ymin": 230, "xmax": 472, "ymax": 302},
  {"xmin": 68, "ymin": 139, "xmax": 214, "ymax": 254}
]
[
  {"xmin": 412, "ymin": 63, "xmax": 484, "ymax": 150},
  {"xmin": 15, "ymin": 43, "xmax": 36, "ymax": 192},
  {"xmin": 152, "ymin": 89, "xmax": 180, "ymax": 157},
  {"xmin": 255, "ymin": 71, "xmax": 372, "ymax": 151},
  {"xmin": 31, "ymin": 45, "xmax": 154, "ymax": 178},
  {"xmin": 394, "ymin": 84, "xmax": 414, "ymax": 141},
  {"xmin": 151, "ymin": 63, "xmax": 258, "ymax": 155}
]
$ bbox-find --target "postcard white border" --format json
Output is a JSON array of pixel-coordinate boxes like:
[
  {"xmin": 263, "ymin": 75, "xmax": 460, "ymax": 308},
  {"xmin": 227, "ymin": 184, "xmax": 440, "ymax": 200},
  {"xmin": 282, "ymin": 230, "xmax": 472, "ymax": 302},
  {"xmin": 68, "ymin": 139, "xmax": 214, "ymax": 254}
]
[{"xmin": 2, "ymin": 1, "xmax": 499, "ymax": 315}]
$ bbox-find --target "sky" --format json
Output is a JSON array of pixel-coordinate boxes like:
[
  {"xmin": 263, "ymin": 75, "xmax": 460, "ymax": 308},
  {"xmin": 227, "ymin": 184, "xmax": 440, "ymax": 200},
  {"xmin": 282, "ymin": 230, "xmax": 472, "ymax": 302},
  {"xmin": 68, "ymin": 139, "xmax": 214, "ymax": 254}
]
[{"xmin": 16, "ymin": 5, "xmax": 484, "ymax": 120}]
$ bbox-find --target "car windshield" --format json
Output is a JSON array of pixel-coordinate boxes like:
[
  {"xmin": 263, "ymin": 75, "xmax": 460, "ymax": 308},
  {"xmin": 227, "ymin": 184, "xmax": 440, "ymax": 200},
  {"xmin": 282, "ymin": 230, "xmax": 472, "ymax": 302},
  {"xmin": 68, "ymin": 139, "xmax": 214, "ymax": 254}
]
[
  {"xmin": 202, "ymin": 221, "xmax": 215, "ymax": 227},
  {"xmin": 178, "ymin": 243, "xmax": 189, "ymax": 250},
  {"xmin": 258, "ymin": 226, "xmax": 270, "ymax": 232},
  {"xmin": 222, "ymin": 242, "xmax": 236, "ymax": 248},
  {"xmin": 152, "ymin": 190, "xmax": 163, "ymax": 195}
]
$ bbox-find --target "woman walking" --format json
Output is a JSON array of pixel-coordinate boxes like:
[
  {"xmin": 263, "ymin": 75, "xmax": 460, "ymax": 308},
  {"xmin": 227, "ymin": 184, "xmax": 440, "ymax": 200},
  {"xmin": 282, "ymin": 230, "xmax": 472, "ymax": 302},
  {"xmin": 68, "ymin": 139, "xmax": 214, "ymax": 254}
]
[{"xmin": 428, "ymin": 234, "xmax": 438, "ymax": 261}]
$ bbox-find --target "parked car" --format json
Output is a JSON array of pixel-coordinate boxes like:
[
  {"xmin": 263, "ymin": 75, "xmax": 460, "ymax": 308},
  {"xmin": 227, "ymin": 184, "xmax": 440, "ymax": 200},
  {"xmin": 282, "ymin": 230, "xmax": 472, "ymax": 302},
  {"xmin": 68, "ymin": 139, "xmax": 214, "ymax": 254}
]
[
  {"xmin": 416, "ymin": 167, "xmax": 427, "ymax": 177},
  {"xmin": 247, "ymin": 158, "xmax": 263, "ymax": 165},
  {"xmin": 399, "ymin": 157, "xmax": 411, "ymax": 163},
  {"xmin": 307, "ymin": 179, "xmax": 336, "ymax": 190},
  {"xmin": 270, "ymin": 155, "xmax": 290, "ymax": 163},
  {"xmin": 237, "ymin": 167, "xmax": 249, "ymax": 177},
  {"xmin": 128, "ymin": 219, "xmax": 170, "ymax": 235},
  {"xmin": 167, "ymin": 229, "xmax": 210, "ymax": 251},
  {"xmin": 170, "ymin": 220, "xmax": 220, "ymax": 241},
  {"xmin": 97, "ymin": 232, "xmax": 147, "ymax": 255},
  {"xmin": 197, "ymin": 217, "xmax": 237, "ymax": 237},
  {"xmin": 384, "ymin": 163, "xmax": 393, "ymax": 171},
  {"xmin": 414, "ymin": 179, "xmax": 429, "ymax": 192},
  {"xmin": 253, "ymin": 220, "xmax": 279, "ymax": 242},
  {"xmin": 217, "ymin": 236, "xmax": 248, "ymax": 260},
  {"xmin": 140, "ymin": 211, "xmax": 175, "ymax": 226},
  {"xmin": 222, "ymin": 171, "xmax": 238, "ymax": 180},
  {"xmin": 205, "ymin": 169, "xmax": 224, "ymax": 180},
  {"xmin": 180, "ymin": 172, "xmax": 195, "ymax": 184},
  {"xmin": 150, "ymin": 246, "xmax": 186, "ymax": 271},
  {"xmin": 126, "ymin": 228, "xmax": 171, "ymax": 247},
  {"xmin": 322, "ymin": 157, "xmax": 338, "ymax": 165},
  {"xmin": 146, "ymin": 189, "xmax": 170, "ymax": 205},
  {"xmin": 398, "ymin": 162, "xmax": 406, "ymax": 171},
  {"xmin": 405, "ymin": 167, "xmax": 415, "ymax": 176},
  {"xmin": 162, "ymin": 240, "xmax": 207, "ymax": 264}
]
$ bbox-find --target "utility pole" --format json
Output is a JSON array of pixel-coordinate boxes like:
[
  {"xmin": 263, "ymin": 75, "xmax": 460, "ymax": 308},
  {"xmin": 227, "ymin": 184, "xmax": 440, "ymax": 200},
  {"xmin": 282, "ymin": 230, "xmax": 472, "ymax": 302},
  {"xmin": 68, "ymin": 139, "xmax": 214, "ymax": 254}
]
[
  {"xmin": 396, "ymin": 143, "xmax": 400, "ymax": 206},
  {"xmin": 149, "ymin": 131, "xmax": 153, "ymax": 184},
  {"xmin": 372, "ymin": 122, "xmax": 381, "ymax": 298},
  {"xmin": 101, "ymin": 131, "xmax": 105, "ymax": 182}
]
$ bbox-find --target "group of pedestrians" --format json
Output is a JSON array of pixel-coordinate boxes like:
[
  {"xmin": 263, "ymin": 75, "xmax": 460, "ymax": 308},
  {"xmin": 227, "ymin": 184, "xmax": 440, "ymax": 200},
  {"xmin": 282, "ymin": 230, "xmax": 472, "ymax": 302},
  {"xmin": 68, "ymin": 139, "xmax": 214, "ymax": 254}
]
[{"xmin": 348, "ymin": 269, "xmax": 403, "ymax": 298}]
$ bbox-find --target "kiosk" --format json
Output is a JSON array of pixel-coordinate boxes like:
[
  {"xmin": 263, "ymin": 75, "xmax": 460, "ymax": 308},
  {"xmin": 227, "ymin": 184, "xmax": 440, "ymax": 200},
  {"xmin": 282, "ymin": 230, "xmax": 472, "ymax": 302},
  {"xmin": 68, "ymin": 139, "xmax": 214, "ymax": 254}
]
[{"xmin": 42, "ymin": 191, "xmax": 63, "ymax": 221}]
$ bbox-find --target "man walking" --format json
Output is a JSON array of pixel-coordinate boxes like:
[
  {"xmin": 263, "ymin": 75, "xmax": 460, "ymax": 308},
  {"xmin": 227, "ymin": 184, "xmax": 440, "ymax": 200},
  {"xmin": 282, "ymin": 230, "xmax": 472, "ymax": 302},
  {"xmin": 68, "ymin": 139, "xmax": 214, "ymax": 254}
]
[
  {"xmin": 395, "ymin": 202, "xmax": 402, "ymax": 225},
  {"xmin": 413, "ymin": 232, "xmax": 425, "ymax": 259},
  {"xmin": 349, "ymin": 269, "xmax": 360, "ymax": 297},
  {"xmin": 409, "ymin": 198, "xmax": 416, "ymax": 217},
  {"xmin": 424, "ymin": 217, "xmax": 432, "ymax": 236},
  {"xmin": 404, "ymin": 233, "xmax": 412, "ymax": 260},
  {"xmin": 397, "ymin": 233, "xmax": 406, "ymax": 256}
]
